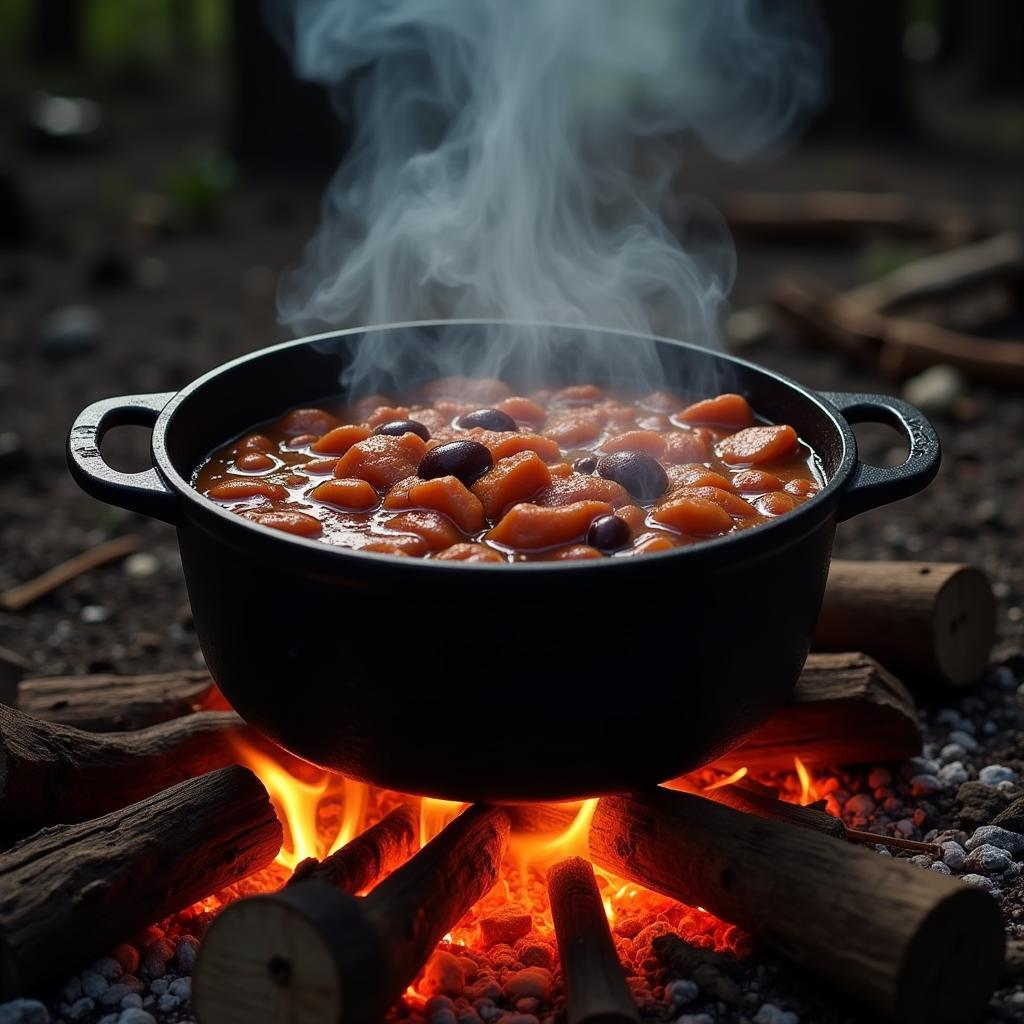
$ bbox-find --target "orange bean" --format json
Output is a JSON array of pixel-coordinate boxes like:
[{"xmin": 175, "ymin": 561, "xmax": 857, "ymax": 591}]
[
  {"xmin": 677, "ymin": 393, "xmax": 753, "ymax": 429},
  {"xmin": 385, "ymin": 510, "xmax": 465, "ymax": 551},
  {"xmin": 471, "ymin": 450, "xmax": 552, "ymax": 521},
  {"xmin": 312, "ymin": 477, "xmax": 380, "ymax": 512},
  {"xmin": 486, "ymin": 432, "xmax": 562, "ymax": 463},
  {"xmin": 666, "ymin": 464, "xmax": 734, "ymax": 491},
  {"xmin": 207, "ymin": 478, "xmax": 288, "ymax": 501},
  {"xmin": 279, "ymin": 408, "xmax": 338, "ymax": 439},
  {"xmin": 535, "ymin": 472, "xmax": 630, "ymax": 509},
  {"xmin": 237, "ymin": 433, "xmax": 274, "ymax": 453},
  {"xmin": 312, "ymin": 424, "xmax": 373, "ymax": 455},
  {"xmin": 496, "ymin": 396, "xmax": 546, "ymax": 425},
  {"xmin": 235, "ymin": 451, "xmax": 275, "ymax": 472},
  {"xmin": 304, "ymin": 458, "xmax": 340, "ymax": 475},
  {"xmin": 549, "ymin": 544, "xmax": 604, "ymax": 560},
  {"xmin": 652, "ymin": 495, "xmax": 733, "ymax": 535},
  {"xmin": 487, "ymin": 500, "xmax": 613, "ymax": 550},
  {"xmin": 434, "ymin": 542, "xmax": 505, "ymax": 563},
  {"xmin": 663, "ymin": 430, "xmax": 711, "ymax": 464},
  {"xmin": 242, "ymin": 510, "xmax": 322, "ymax": 536},
  {"xmin": 784, "ymin": 478, "xmax": 819, "ymax": 497},
  {"xmin": 731, "ymin": 469, "xmax": 781, "ymax": 494},
  {"xmin": 717, "ymin": 425, "xmax": 798, "ymax": 466},
  {"xmin": 382, "ymin": 475, "xmax": 420, "ymax": 510},
  {"xmin": 753, "ymin": 490, "xmax": 799, "ymax": 516},
  {"xmin": 334, "ymin": 433, "xmax": 427, "ymax": 489},
  {"xmin": 600, "ymin": 430, "xmax": 668, "ymax": 460},
  {"xmin": 409, "ymin": 476, "xmax": 486, "ymax": 533},
  {"xmin": 671, "ymin": 486, "xmax": 759, "ymax": 519}
]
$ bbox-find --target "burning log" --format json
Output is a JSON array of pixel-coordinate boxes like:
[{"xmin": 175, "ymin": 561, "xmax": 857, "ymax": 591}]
[
  {"xmin": 287, "ymin": 804, "xmax": 418, "ymax": 890},
  {"xmin": 16, "ymin": 668, "xmax": 218, "ymax": 731},
  {"xmin": 0, "ymin": 705, "xmax": 247, "ymax": 831},
  {"xmin": 547, "ymin": 857, "xmax": 639, "ymax": 1024},
  {"xmin": 716, "ymin": 651, "xmax": 921, "ymax": 772},
  {"xmin": 589, "ymin": 789, "xmax": 1005, "ymax": 1024},
  {"xmin": 0, "ymin": 764, "xmax": 281, "ymax": 999},
  {"xmin": 815, "ymin": 561, "xmax": 996, "ymax": 687},
  {"xmin": 771, "ymin": 274, "xmax": 1024, "ymax": 387},
  {"xmin": 723, "ymin": 191, "xmax": 978, "ymax": 245},
  {"xmin": 0, "ymin": 535, "xmax": 138, "ymax": 612},
  {"xmin": 193, "ymin": 804, "xmax": 511, "ymax": 1024}
]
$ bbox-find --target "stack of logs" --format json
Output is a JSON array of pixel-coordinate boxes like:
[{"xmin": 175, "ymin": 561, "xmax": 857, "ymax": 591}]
[{"xmin": 0, "ymin": 559, "xmax": 1003, "ymax": 1023}]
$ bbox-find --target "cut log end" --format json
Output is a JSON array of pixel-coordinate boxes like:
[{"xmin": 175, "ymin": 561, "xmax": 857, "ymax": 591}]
[{"xmin": 931, "ymin": 565, "xmax": 997, "ymax": 687}]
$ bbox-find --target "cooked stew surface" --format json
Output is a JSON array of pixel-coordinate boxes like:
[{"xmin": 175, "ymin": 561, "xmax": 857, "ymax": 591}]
[{"xmin": 193, "ymin": 378, "xmax": 824, "ymax": 561}]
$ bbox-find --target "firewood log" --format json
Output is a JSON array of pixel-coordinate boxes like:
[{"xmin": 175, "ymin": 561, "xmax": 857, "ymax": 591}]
[{"xmin": 0, "ymin": 765, "xmax": 281, "ymax": 999}]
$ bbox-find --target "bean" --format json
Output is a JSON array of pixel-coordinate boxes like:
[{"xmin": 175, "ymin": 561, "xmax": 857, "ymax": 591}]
[
  {"xmin": 235, "ymin": 452, "xmax": 275, "ymax": 472},
  {"xmin": 572, "ymin": 455, "xmax": 597, "ymax": 474},
  {"xmin": 596, "ymin": 451, "xmax": 668, "ymax": 502},
  {"xmin": 456, "ymin": 408, "xmax": 518, "ymax": 432},
  {"xmin": 375, "ymin": 419, "xmax": 431, "ymax": 442},
  {"xmin": 586, "ymin": 514, "xmax": 631, "ymax": 552},
  {"xmin": 418, "ymin": 440, "xmax": 493, "ymax": 487}
]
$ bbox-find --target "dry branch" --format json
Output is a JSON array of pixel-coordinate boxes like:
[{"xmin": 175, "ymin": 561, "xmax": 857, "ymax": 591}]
[
  {"xmin": 0, "ymin": 765, "xmax": 281, "ymax": 999},
  {"xmin": 589, "ymin": 789, "xmax": 1005, "ymax": 1024},
  {"xmin": 548, "ymin": 857, "xmax": 639, "ymax": 1024},
  {"xmin": 815, "ymin": 561, "xmax": 996, "ymax": 687},
  {"xmin": 0, "ymin": 705, "xmax": 248, "ymax": 831},
  {"xmin": 16, "ymin": 669, "xmax": 217, "ymax": 731},
  {"xmin": 0, "ymin": 535, "xmax": 138, "ymax": 612},
  {"xmin": 194, "ymin": 805, "xmax": 510, "ymax": 1024}
]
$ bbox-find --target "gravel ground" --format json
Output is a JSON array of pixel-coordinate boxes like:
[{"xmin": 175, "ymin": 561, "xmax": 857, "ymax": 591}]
[{"xmin": 1, "ymin": 89, "xmax": 1023, "ymax": 1024}]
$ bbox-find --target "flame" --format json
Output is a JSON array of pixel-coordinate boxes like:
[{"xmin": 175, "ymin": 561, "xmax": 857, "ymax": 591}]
[
  {"xmin": 794, "ymin": 756, "xmax": 818, "ymax": 806},
  {"xmin": 704, "ymin": 766, "xmax": 748, "ymax": 792},
  {"xmin": 420, "ymin": 797, "xmax": 466, "ymax": 846}
]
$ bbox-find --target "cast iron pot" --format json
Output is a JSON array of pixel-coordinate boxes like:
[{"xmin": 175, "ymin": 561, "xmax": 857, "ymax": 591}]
[{"xmin": 67, "ymin": 321, "xmax": 940, "ymax": 801}]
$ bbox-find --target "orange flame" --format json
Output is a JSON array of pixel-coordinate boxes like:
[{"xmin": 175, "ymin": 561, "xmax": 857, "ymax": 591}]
[
  {"xmin": 794, "ymin": 755, "xmax": 818, "ymax": 805},
  {"xmin": 704, "ymin": 766, "xmax": 748, "ymax": 792}
]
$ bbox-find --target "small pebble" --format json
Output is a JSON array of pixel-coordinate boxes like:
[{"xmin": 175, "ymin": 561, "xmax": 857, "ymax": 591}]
[
  {"xmin": 79, "ymin": 605, "xmax": 110, "ymax": 624},
  {"xmin": 139, "ymin": 956, "xmax": 165, "ymax": 980},
  {"xmin": 503, "ymin": 967, "xmax": 552, "ymax": 1002},
  {"xmin": 895, "ymin": 819, "xmax": 916, "ymax": 838},
  {"xmin": 844, "ymin": 793, "xmax": 876, "ymax": 818},
  {"xmin": 964, "ymin": 844, "xmax": 1013, "ymax": 875},
  {"xmin": 665, "ymin": 979, "xmax": 699, "ymax": 1007},
  {"xmin": 940, "ymin": 743, "xmax": 967, "ymax": 763},
  {"xmin": 39, "ymin": 305, "xmax": 100, "ymax": 356},
  {"xmin": 175, "ymin": 936, "xmax": 200, "ymax": 973},
  {"xmin": 156, "ymin": 994, "xmax": 180, "ymax": 1013},
  {"xmin": 111, "ymin": 945, "xmax": 140, "ymax": 975},
  {"xmin": 753, "ymin": 1004, "xmax": 799, "ymax": 1024},
  {"xmin": 902, "ymin": 365, "xmax": 967, "ymax": 417},
  {"xmin": 979, "ymin": 765, "xmax": 1016, "ymax": 786},
  {"xmin": 60, "ymin": 978, "xmax": 82, "ymax": 1004},
  {"xmin": 167, "ymin": 977, "xmax": 191, "ymax": 1001},
  {"xmin": 947, "ymin": 730, "xmax": 978, "ymax": 752},
  {"xmin": 910, "ymin": 774, "xmax": 941, "ymax": 797},
  {"xmin": 147, "ymin": 981, "xmax": 167, "ymax": 997},
  {"xmin": 120, "ymin": 995, "xmax": 143, "ymax": 1010},
  {"xmin": 81, "ymin": 971, "xmax": 108, "ymax": 999},
  {"xmin": 938, "ymin": 761, "xmax": 969, "ymax": 786},
  {"xmin": 63, "ymin": 999, "xmax": 94, "ymax": 1022},
  {"xmin": 941, "ymin": 841, "xmax": 967, "ymax": 871},
  {"xmin": 123, "ymin": 553, "xmax": 160, "ymax": 579},
  {"xmin": 100, "ymin": 985, "xmax": 131, "ymax": 1007},
  {"xmin": 674, "ymin": 1015, "xmax": 714, "ymax": 1024},
  {"xmin": 967, "ymin": 825, "xmax": 1024, "ymax": 855},
  {"xmin": 931, "ymin": 861, "xmax": 952, "ymax": 875},
  {"xmin": 867, "ymin": 767, "xmax": 892, "ymax": 789},
  {"xmin": 117, "ymin": 1010, "xmax": 156, "ymax": 1024},
  {"xmin": 960, "ymin": 873, "xmax": 995, "ymax": 891},
  {"xmin": 0, "ymin": 1002, "xmax": 48, "ymax": 1024}
]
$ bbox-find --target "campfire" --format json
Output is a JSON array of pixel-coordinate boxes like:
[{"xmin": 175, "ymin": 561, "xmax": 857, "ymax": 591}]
[{"xmin": 0, "ymin": 555, "xmax": 1009, "ymax": 1024}]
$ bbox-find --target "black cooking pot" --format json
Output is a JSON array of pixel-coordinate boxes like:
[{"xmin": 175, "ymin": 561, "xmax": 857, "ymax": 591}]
[{"xmin": 67, "ymin": 322, "xmax": 939, "ymax": 801}]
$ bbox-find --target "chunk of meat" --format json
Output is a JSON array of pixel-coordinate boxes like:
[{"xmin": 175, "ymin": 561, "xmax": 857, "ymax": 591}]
[
  {"xmin": 535, "ymin": 473, "xmax": 630, "ymax": 509},
  {"xmin": 279, "ymin": 408, "xmax": 338, "ymax": 439},
  {"xmin": 382, "ymin": 475, "xmax": 421, "ymax": 510},
  {"xmin": 434, "ymin": 543, "xmax": 505, "ymax": 563},
  {"xmin": 652, "ymin": 495, "xmax": 733, "ymax": 535},
  {"xmin": 312, "ymin": 478, "xmax": 380, "ymax": 511},
  {"xmin": 241, "ymin": 509, "xmax": 322, "ymax": 536},
  {"xmin": 753, "ymin": 491, "xmax": 800, "ymax": 517},
  {"xmin": 486, "ymin": 432, "xmax": 562, "ymax": 463},
  {"xmin": 670, "ymin": 486, "xmax": 759, "ymax": 519},
  {"xmin": 303, "ymin": 458, "xmax": 340, "ymax": 475},
  {"xmin": 666, "ymin": 464, "xmax": 734, "ymax": 491},
  {"xmin": 663, "ymin": 430, "xmax": 711, "ymax": 464},
  {"xmin": 408, "ymin": 476, "xmax": 486, "ymax": 533},
  {"xmin": 487, "ymin": 500, "xmax": 612, "ymax": 550},
  {"xmin": 616, "ymin": 504, "xmax": 647, "ymax": 535},
  {"xmin": 207, "ymin": 478, "xmax": 288, "ymax": 501},
  {"xmin": 333, "ymin": 433, "xmax": 427, "ymax": 489},
  {"xmin": 312, "ymin": 425, "xmax": 373, "ymax": 455},
  {"xmin": 386, "ymin": 510, "xmax": 466, "ymax": 550},
  {"xmin": 677, "ymin": 393, "xmax": 753, "ymax": 428},
  {"xmin": 717, "ymin": 425, "xmax": 798, "ymax": 466},
  {"xmin": 600, "ymin": 430, "xmax": 667, "ymax": 460},
  {"xmin": 731, "ymin": 469, "xmax": 781, "ymax": 494},
  {"xmin": 471, "ymin": 451, "xmax": 552, "ymax": 520}
]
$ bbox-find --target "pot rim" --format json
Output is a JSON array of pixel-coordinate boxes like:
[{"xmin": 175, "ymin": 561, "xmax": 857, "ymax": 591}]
[{"xmin": 152, "ymin": 318, "xmax": 854, "ymax": 572}]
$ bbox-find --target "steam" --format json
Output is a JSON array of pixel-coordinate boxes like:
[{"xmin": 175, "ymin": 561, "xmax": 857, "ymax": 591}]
[{"xmin": 270, "ymin": 0, "xmax": 824, "ymax": 389}]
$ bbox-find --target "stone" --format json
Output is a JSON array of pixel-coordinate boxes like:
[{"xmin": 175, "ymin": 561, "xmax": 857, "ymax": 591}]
[
  {"xmin": 844, "ymin": 793, "xmax": 876, "ymax": 817},
  {"xmin": 480, "ymin": 906, "xmax": 533, "ymax": 947},
  {"xmin": 39, "ymin": 305, "xmax": 100, "ymax": 357},
  {"xmin": 90, "ymin": 957, "xmax": 123, "ymax": 982},
  {"xmin": 991, "ymin": 797, "xmax": 1024, "ymax": 834},
  {"xmin": 931, "ymin": 861, "xmax": 952, "ymax": 875},
  {"xmin": 956, "ymin": 781, "xmax": 1012, "ymax": 830},
  {"xmin": 938, "ymin": 761, "xmax": 969, "ymax": 786},
  {"xmin": 502, "ymin": 967, "xmax": 552, "ymax": 1002},
  {"xmin": 665, "ymin": 978, "xmax": 699, "ymax": 1007},
  {"xmin": 0, "ymin": 1002, "xmax": 48, "ymax": 1024},
  {"xmin": 939, "ymin": 743, "xmax": 967, "ymax": 763},
  {"xmin": 966, "ymin": 825, "xmax": 1024, "ymax": 856},
  {"xmin": 120, "ymin": 995, "xmax": 143, "ymax": 1010},
  {"xmin": 175, "ymin": 936, "xmax": 200, "ymax": 973},
  {"xmin": 111, "ymin": 944, "xmax": 140, "ymax": 975},
  {"xmin": 64, "ymin": 999, "xmax": 94, "ymax": 1022},
  {"xmin": 867, "ymin": 767, "xmax": 892, "ymax": 789},
  {"xmin": 979, "ymin": 765, "xmax": 1016, "ymax": 786},
  {"xmin": 156, "ymin": 994, "xmax": 180, "ymax": 1013},
  {"xmin": 960, "ymin": 873, "xmax": 995, "ymax": 891},
  {"xmin": 167, "ymin": 977, "xmax": 190, "ymax": 1001},
  {"xmin": 902, "ymin": 365, "xmax": 967, "ymax": 417},
  {"xmin": 910, "ymin": 774, "xmax": 941, "ymax": 797},
  {"xmin": 123, "ymin": 552, "xmax": 160, "ymax": 579},
  {"xmin": 423, "ymin": 951, "xmax": 466, "ymax": 997},
  {"xmin": 100, "ymin": 985, "xmax": 131, "ymax": 1007},
  {"xmin": 941, "ymin": 841, "xmax": 967, "ymax": 871},
  {"xmin": 117, "ymin": 1010, "xmax": 156, "ymax": 1024},
  {"xmin": 753, "ymin": 1004, "xmax": 799, "ymax": 1024},
  {"xmin": 81, "ymin": 970, "xmax": 108, "ymax": 999},
  {"xmin": 947, "ymin": 729, "xmax": 978, "ymax": 752},
  {"xmin": 964, "ymin": 844, "xmax": 1013, "ymax": 876},
  {"xmin": 674, "ymin": 1016, "xmax": 714, "ymax": 1024}
]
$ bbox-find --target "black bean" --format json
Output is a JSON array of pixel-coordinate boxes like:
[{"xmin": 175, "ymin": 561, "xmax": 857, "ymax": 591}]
[
  {"xmin": 456, "ymin": 408, "xmax": 518, "ymax": 432},
  {"xmin": 586, "ymin": 514, "xmax": 631, "ymax": 552},
  {"xmin": 597, "ymin": 451, "xmax": 668, "ymax": 502},
  {"xmin": 418, "ymin": 440, "xmax": 493, "ymax": 486},
  {"xmin": 572, "ymin": 455, "xmax": 597, "ymax": 475},
  {"xmin": 375, "ymin": 419, "xmax": 431, "ymax": 442}
]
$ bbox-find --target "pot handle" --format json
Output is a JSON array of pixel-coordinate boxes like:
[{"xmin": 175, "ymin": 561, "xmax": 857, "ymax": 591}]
[
  {"xmin": 820, "ymin": 391, "xmax": 941, "ymax": 522},
  {"xmin": 66, "ymin": 392, "xmax": 180, "ymax": 526}
]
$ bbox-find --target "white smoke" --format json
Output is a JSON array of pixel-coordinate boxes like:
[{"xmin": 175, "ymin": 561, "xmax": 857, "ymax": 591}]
[{"xmin": 270, "ymin": 0, "xmax": 824, "ymax": 387}]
